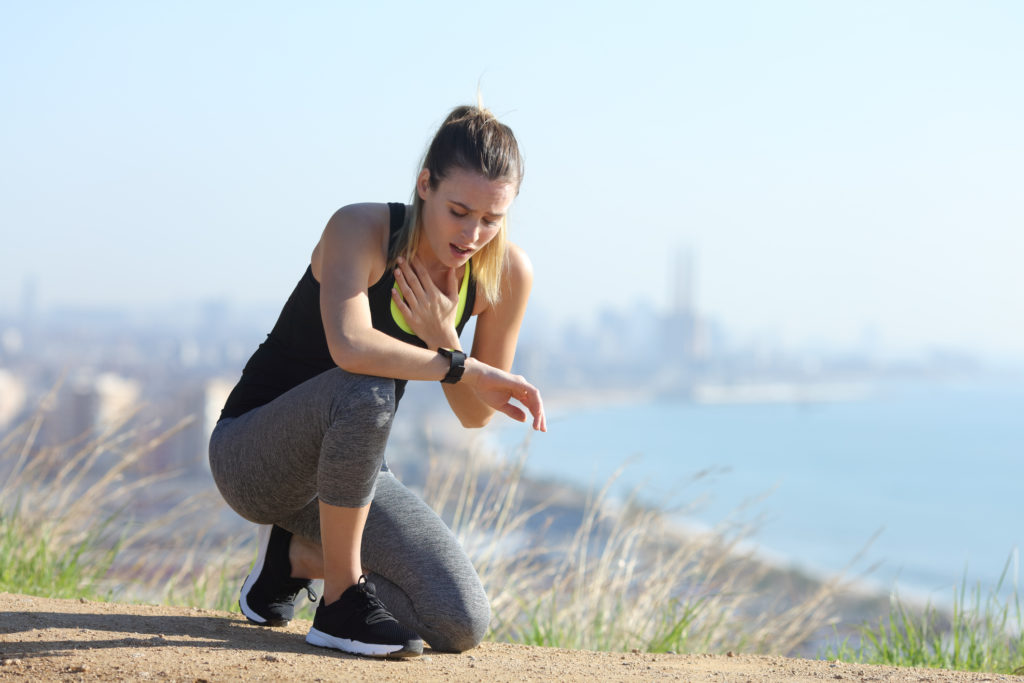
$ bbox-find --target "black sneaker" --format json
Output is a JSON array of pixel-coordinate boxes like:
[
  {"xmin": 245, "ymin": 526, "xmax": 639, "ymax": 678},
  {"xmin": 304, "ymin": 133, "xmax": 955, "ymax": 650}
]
[
  {"xmin": 305, "ymin": 576, "xmax": 424, "ymax": 658},
  {"xmin": 239, "ymin": 524, "xmax": 317, "ymax": 627}
]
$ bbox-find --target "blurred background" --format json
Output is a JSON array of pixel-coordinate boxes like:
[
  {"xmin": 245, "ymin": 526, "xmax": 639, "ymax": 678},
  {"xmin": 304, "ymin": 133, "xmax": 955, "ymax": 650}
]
[{"xmin": 2, "ymin": 1, "xmax": 1021, "ymax": 614}]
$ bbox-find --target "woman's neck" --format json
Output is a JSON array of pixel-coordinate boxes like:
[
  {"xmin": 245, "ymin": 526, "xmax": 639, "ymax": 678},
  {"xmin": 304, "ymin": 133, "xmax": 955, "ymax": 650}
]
[{"xmin": 414, "ymin": 247, "xmax": 465, "ymax": 289}]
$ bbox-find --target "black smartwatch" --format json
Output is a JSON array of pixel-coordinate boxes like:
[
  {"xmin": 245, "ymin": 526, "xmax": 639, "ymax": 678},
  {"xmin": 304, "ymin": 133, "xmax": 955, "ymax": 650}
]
[{"xmin": 437, "ymin": 348, "xmax": 466, "ymax": 384}]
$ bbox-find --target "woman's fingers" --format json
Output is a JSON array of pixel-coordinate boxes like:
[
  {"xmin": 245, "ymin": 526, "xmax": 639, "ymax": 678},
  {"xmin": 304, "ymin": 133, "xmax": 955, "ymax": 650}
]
[
  {"xmin": 504, "ymin": 391, "xmax": 545, "ymax": 432},
  {"xmin": 392, "ymin": 271, "xmax": 414, "ymax": 310},
  {"xmin": 395, "ymin": 257, "xmax": 459, "ymax": 316},
  {"xmin": 519, "ymin": 384, "xmax": 547, "ymax": 432},
  {"xmin": 495, "ymin": 402, "xmax": 527, "ymax": 423},
  {"xmin": 407, "ymin": 257, "xmax": 439, "ymax": 298},
  {"xmin": 392, "ymin": 260, "xmax": 460, "ymax": 348},
  {"xmin": 411, "ymin": 256, "xmax": 458, "ymax": 300},
  {"xmin": 390, "ymin": 286, "xmax": 412, "ymax": 314},
  {"xmin": 394, "ymin": 259, "xmax": 424, "ymax": 304},
  {"xmin": 479, "ymin": 373, "xmax": 546, "ymax": 432}
]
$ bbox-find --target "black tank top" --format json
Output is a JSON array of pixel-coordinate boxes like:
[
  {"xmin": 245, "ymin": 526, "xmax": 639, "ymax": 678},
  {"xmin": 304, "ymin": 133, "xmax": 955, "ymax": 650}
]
[{"xmin": 219, "ymin": 203, "xmax": 477, "ymax": 420}]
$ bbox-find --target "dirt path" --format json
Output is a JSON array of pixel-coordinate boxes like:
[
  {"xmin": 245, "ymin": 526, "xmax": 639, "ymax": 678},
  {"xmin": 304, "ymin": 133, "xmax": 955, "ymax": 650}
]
[{"xmin": 0, "ymin": 592, "xmax": 1018, "ymax": 682}]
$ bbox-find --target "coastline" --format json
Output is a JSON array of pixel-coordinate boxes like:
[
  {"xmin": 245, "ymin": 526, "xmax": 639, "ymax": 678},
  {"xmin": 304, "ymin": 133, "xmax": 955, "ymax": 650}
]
[
  {"xmin": 481, "ymin": 376, "xmax": 1023, "ymax": 613},
  {"xmin": 388, "ymin": 421, "xmax": 897, "ymax": 656},
  {"xmin": 542, "ymin": 379, "xmax": 875, "ymax": 415}
]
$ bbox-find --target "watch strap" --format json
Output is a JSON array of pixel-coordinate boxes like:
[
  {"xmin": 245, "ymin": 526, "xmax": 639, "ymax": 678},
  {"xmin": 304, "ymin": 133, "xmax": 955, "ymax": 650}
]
[{"xmin": 437, "ymin": 348, "xmax": 466, "ymax": 384}]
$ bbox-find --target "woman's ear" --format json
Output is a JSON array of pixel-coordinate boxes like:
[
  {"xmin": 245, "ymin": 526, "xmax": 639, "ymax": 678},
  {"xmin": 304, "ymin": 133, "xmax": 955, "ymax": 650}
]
[{"xmin": 416, "ymin": 169, "xmax": 431, "ymax": 201}]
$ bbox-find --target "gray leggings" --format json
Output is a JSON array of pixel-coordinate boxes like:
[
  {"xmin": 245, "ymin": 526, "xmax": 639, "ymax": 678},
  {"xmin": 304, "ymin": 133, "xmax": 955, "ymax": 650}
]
[{"xmin": 208, "ymin": 368, "xmax": 490, "ymax": 652}]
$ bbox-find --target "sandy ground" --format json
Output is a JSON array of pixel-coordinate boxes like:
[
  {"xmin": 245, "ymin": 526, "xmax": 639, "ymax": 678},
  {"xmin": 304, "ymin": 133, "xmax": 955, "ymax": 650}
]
[{"xmin": 1, "ymin": 593, "xmax": 1019, "ymax": 682}]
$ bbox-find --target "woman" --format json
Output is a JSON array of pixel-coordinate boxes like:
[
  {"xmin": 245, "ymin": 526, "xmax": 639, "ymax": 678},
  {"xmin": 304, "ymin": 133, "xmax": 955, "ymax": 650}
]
[{"xmin": 208, "ymin": 105, "xmax": 545, "ymax": 659}]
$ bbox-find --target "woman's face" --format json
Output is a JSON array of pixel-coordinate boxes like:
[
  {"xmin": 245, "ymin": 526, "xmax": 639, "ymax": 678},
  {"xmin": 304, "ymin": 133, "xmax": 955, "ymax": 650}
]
[{"xmin": 416, "ymin": 166, "xmax": 516, "ymax": 270}]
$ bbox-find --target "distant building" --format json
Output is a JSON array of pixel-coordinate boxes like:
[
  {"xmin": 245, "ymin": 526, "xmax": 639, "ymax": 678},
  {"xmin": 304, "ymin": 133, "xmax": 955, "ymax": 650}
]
[
  {"xmin": 0, "ymin": 369, "xmax": 27, "ymax": 430},
  {"xmin": 95, "ymin": 372, "xmax": 142, "ymax": 426},
  {"xmin": 37, "ymin": 371, "xmax": 141, "ymax": 445},
  {"xmin": 658, "ymin": 247, "xmax": 705, "ymax": 396},
  {"xmin": 156, "ymin": 377, "xmax": 234, "ymax": 472}
]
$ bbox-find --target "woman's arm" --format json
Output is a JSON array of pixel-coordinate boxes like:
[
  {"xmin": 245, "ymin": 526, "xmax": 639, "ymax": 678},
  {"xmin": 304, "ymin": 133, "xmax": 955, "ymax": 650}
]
[
  {"xmin": 315, "ymin": 204, "xmax": 453, "ymax": 382},
  {"xmin": 392, "ymin": 243, "xmax": 540, "ymax": 429},
  {"xmin": 443, "ymin": 245, "xmax": 534, "ymax": 428},
  {"xmin": 314, "ymin": 206, "xmax": 545, "ymax": 430}
]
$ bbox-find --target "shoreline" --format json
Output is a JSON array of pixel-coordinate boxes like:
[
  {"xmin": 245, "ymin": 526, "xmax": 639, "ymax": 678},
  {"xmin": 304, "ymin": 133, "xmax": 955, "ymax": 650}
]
[
  {"xmin": 478, "ymin": 377, "xmax": 1023, "ymax": 615},
  {"xmin": 540, "ymin": 379, "xmax": 876, "ymax": 416},
  {"xmin": 387, "ymin": 428, "xmax": 899, "ymax": 655}
]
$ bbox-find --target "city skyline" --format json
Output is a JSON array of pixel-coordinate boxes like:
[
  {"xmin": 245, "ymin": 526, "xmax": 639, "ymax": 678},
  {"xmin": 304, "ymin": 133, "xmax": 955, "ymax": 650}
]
[
  {"xmin": 1, "ymin": 238, "xmax": 1018, "ymax": 365},
  {"xmin": 2, "ymin": 2, "xmax": 1022, "ymax": 359}
]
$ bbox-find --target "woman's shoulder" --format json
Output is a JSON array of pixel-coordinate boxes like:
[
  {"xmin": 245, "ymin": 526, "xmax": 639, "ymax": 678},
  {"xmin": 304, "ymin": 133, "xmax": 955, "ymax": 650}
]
[
  {"xmin": 311, "ymin": 203, "xmax": 392, "ymax": 282},
  {"xmin": 326, "ymin": 202, "xmax": 391, "ymax": 235},
  {"xmin": 503, "ymin": 242, "xmax": 534, "ymax": 284},
  {"xmin": 471, "ymin": 242, "xmax": 533, "ymax": 316}
]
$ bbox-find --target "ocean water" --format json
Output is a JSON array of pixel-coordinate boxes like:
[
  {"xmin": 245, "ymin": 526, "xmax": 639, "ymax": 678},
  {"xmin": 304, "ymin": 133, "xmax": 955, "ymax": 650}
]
[{"xmin": 495, "ymin": 377, "xmax": 1024, "ymax": 602}]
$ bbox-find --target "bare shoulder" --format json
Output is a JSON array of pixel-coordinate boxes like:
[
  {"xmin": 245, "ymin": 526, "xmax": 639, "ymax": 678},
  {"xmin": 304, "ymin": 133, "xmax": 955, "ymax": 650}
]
[
  {"xmin": 473, "ymin": 243, "xmax": 534, "ymax": 317},
  {"xmin": 469, "ymin": 241, "xmax": 534, "ymax": 368},
  {"xmin": 321, "ymin": 203, "xmax": 389, "ymax": 247},
  {"xmin": 311, "ymin": 203, "xmax": 390, "ymax": 283},
  {"xmin": 503, "ymin": 242, "xmax": 534, "ymax": 286}
]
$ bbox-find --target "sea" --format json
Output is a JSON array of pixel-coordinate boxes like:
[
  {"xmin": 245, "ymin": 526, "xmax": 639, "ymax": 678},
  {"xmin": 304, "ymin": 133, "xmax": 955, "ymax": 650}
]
[{"xmin": 494, "ymin": 375, "xmax": 1024, "ymax": 605}]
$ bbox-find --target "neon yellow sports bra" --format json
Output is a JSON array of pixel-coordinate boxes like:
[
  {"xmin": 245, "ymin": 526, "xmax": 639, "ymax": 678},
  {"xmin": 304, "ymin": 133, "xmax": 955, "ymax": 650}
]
[{"xmin": 389, "ymin": 259, "xmax": 471, "ymax": 335}]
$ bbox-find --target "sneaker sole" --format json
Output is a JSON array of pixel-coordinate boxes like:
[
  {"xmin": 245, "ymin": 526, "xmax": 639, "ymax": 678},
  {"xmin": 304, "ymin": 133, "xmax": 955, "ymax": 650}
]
[
  {"xmin": 306, "ymin": 628, "xmax": 423, "ymax": 659},
  {"xmin": 239, "ymin": 525, "xmax": 289, "ymax": 626}
]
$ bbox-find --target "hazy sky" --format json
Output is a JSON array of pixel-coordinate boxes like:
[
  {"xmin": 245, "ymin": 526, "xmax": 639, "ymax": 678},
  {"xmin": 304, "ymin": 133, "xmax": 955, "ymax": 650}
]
[{"xmin": 2, "ymin": 1, "xmax": 1022, "ymax": 358}]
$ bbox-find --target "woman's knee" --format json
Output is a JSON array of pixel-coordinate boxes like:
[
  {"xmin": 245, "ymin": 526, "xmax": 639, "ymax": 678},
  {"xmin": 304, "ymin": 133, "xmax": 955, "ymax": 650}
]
[
  {"xmin": 422, "ymin": 597, "xmax": 491, "ymax": 653},
  {"xmin": 324, "ymin": 370, "xmax": 396, "ymax": 434}
]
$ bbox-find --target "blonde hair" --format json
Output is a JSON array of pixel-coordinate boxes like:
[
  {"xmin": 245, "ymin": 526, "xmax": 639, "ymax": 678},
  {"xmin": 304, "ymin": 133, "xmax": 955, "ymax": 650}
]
[{"xmin": 390, "ymin": 105, "xmax": 524, "ymax": 305}]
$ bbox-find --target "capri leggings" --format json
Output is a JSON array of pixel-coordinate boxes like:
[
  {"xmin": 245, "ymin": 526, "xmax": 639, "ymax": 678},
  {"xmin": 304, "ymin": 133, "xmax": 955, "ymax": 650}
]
[{"xmin": 207, "ymin": 367, "xmax": 491, "ymax": 652}]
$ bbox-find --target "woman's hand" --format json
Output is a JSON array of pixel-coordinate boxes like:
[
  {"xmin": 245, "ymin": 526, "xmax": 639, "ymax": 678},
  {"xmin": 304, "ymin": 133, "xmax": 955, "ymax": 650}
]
[
  {"xmin": 462, "ymin": 358, "xmax": 546, "ymax": 432},
  {"xmin": 391, "ymin": 256, "xmax": 460, "ymax": 350}
]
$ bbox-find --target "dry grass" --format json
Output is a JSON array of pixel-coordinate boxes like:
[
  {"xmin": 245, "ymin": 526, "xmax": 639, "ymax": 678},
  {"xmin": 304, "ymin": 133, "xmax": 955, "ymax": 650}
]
[
  {"xmin": 3, "ymin": 397, "xmax": 846, "ymax": 654},
  {"xmin": 0, "ymin": 389, "xmax": 252, "ymax": 608},
  {"xmin": 420, "ymin": 436, "xmax": 846, "ymax": 655}
]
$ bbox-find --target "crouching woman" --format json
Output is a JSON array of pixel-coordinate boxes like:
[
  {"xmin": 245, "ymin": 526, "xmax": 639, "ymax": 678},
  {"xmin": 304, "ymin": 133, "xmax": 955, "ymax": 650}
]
[{"xmin": 208, "ymin": 105, "xmax": 545, "ymax": 658}]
